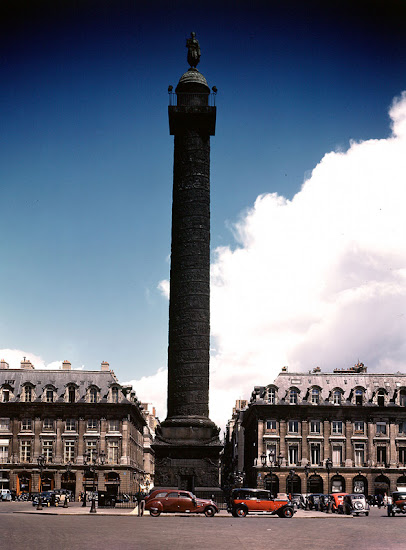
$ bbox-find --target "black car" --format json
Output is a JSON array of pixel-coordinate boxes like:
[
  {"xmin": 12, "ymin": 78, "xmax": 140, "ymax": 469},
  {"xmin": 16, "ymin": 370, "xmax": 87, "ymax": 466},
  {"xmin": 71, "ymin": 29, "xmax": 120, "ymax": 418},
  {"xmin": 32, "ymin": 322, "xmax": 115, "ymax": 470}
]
[
  {"xmin": 391, "ymin": 492, "xmax": 406, "ymax": 515},
  {"xmin": 307, "ymin": 493, "xmax": 324, "ymax": 511},
  {"xmin": 290, "ymin": 493, "xmax": 306, "ymax": 509},
  {"xmin": 32, "ymin": 491, "xmax": 59, "ymax": 507}
]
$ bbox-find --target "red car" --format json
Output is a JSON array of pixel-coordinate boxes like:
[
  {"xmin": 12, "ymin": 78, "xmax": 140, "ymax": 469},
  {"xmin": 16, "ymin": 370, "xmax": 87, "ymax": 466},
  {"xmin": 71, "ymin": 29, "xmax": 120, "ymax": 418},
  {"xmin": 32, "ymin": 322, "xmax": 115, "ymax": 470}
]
[
  {"xmin": 228, "ymin": 488, "xmax": 294, "ymax": 518},
  {"xmin": 145, "ymin": 489, "xmax": 218, "ymax": 517}
]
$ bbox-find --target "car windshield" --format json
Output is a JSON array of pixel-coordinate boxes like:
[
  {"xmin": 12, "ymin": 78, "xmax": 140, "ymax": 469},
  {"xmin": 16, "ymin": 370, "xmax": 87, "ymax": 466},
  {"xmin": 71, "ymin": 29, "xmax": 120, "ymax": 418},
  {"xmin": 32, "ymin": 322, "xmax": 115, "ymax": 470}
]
[{"xmin": 394, "ymin": 493, "xmax": 406, "ymax": 499}]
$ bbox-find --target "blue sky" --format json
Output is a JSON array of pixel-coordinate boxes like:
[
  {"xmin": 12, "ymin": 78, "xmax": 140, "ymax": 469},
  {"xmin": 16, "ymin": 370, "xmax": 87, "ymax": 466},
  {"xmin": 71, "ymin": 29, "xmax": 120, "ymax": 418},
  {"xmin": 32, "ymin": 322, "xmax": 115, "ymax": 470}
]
[{"xmin": 1, "ymin": 1, "xmax": 406, "ymax": 427}]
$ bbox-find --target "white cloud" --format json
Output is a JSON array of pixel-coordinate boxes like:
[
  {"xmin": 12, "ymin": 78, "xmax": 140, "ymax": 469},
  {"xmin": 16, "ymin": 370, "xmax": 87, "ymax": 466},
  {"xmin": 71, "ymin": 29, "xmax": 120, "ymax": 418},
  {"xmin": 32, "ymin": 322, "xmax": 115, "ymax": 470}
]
[
  {"xmin": 0, "ymin": 350, "xmax": 82, "ymax": 370},
  {"xmin": 149, "ymin": 91, "xmax": 406, "ymax": 431},
  {"xmin": 157, "ymin": 279, "xmax": 170, "ymax": 299}
]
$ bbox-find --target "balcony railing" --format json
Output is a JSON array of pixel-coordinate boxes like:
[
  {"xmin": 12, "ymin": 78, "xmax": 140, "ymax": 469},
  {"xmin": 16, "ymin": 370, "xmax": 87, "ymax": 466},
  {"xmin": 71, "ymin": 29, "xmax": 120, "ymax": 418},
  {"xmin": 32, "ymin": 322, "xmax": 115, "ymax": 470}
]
[{"xmin": 168, "ymin": 92, "xmax": 216, "ymax": 107}]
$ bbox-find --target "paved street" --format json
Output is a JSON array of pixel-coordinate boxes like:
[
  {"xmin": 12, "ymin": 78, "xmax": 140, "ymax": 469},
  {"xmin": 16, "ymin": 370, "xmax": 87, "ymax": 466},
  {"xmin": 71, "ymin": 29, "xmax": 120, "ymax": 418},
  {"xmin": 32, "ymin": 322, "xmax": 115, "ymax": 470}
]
[{"xmin": 1, "ymin": 503, "xmax": 406, "ymax": 550}]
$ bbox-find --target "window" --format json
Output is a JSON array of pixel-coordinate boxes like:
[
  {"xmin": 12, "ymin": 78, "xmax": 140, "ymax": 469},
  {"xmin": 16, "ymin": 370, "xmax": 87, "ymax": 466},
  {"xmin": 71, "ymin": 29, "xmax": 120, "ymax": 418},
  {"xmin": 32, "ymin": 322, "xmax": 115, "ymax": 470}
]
[
  {"xmin": 377, "ymin": 389, "xmax": 385, "ymax": 407},
  {"xmin": 21, "ymin": 419, "xmax": 32, "ymax": 431},
  {"xmin": 46, "ymin": 388, "xmax": 54, "ymax": 403},
  {"xmin": 87, "ymin": 419, "xmax": 98, "ymax": 431},
  {"xmin": 311, "ymin": 388, "xmax": 320, "ymax": 404},
  {"xmin": 354, "ymin": 421, "xmax": 364, "ymax": 434},
  {"xmin": 400, "ymin": 391, "xmax": 406, "ymax": 407},
  {"xmin": 333, "ymin": 391, "xmax": 342, "ymax": 405},
  {"xmin": 24, "ymin": 386, "xmax": 33, "ymax": 402},
  {"xmin": 107, "ymin": 440, "xmax": 119, "ymax": 464},
  {"xmin": 377, "ymin": 446, "xmax": 387, "ymax": 464},
  {"xmin": 399, "ymin": 422, "xmax": 406, "ymax": 434},
  {"xmin": 289, "ymin": 390, "xmax": 298, "ymax": 404},
  {"xmin": 42, "ymin": 440, "xmax": 53, "ymax": 462},
  {"xmin": 268, "ymin": 388, "xmax": 276, "ymax": 404},
  {"xmin": 111, "ymin": 387, "xmax": 119, "ymax": 403},
  {"xmin": 376, "ymin": 422, "xmax": 387, "ymax": 435},
  {"xmin": 355, "ymin": 389, "xmax": 363, "ymax": 405},
  {"xmin": 65, "ymin": 419, "xmax": 76, "ymax": 432},
  {"xmin": 0, "ymin": 444, "xmax": 8, "ymax": 462},
  {"xmin": 332, "ymin": 421, "xmax": 343, "ymax": 435},
  {"xmin": 64, "ymin": 440, "xmax": 75, "ymax": 462},
  {"xmin": 310, "ymin": 443, "xmax": 320, "ymax": 466},
  {"xmin": 68, "ymin": 386, "xmax": 76, "ymax": 403},
  {"xmin": 332, "ymin": 445, "xmax": 342, "ymax": 466},
  {"xmin": 43, "ymin": 419, "xmax": 54, "ymax": 431},
  {"xmin": 288, "ymin": 445, "xmax": 298, "ymax": 465},
  {"xmin": 399, "ymin": 447, "xmax": 406, "ymax": 465},
  {"xmin": 20, "ymin": 440, "xmax": 31, "ymax": 462},
  {"xmin": 2, "ymin": 390, "xmax": 10, "ymax": 402},
  {"xmin": 310, "ymin": 420, "xmax": 320, "ymax": 434},
  {"xmin": 109, "ymin": 420, "xmax": 120, "ymax": 432},
  {"xmin": 0, "ymin": 418, "xmax": 10, "ymax": 431},
  {"xmin": 288, "ymin": 420, "xmax": 299, "ymax": 433},
  {"xmin": 354, "ymin": 443, "xmax": 365, "ymax": 466},
  {"xmin": 267, "ymin": 444, "xmax": 277, "ymax": 462},
  {"xmin": 86, "ymin": 440, "xmax": 98, "ymax": 462},
  {"xmin": 89, "ymin": 388, "xmax": 98, "ymax": 403},
  {"xmin": 266, "ymin": 420, "xmax": 277, "ymax": 431}
]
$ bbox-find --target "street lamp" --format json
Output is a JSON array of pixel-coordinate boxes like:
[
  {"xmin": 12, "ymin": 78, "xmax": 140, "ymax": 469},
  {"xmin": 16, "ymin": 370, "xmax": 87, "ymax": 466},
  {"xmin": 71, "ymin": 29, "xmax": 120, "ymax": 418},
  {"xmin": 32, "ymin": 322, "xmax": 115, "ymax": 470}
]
[
  {"xmin": 326, "ymin": 458, "xmax": 333, "ymax": 513},
  {"xmin": 87, "ymin": 450, "xmax": 106, "ymax": 514},
  {"xmin": 304, "ymin": 462, "xmax": 310, "ymax": 496},
  {"xmin": 288, "ymin": 469, "xmax": 295, "ymax": 499},
  {"xmin": 36, "ymin": 454, "xmax": 46, "ymax": 511},
  {"xmin": 261, "ymin": 451, "xmax": 282, "ymax": 498},
  {"xmin": 63, "ymin": 462, "xmax": 72, "ymax": 508}
]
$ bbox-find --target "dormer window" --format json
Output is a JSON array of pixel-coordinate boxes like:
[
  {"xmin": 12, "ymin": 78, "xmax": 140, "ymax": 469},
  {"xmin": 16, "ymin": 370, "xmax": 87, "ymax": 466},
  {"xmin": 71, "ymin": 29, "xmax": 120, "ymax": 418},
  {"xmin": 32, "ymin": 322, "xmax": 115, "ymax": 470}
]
[
  {"xmin": 289, "ymin": 389, "xmax": 298, "ymax": 404},
  {"xmin": 46, "ymin": 389, "xmax": 54, "ymax": 403},
  {"xmin": 68, "ymin": 385, "xmax": 76, "ymax": 403},
  {"xmin": 2, "ymin": 389, "xmax": 10, "ymax": 402},
  {"xmin": 377, "ymin": 389, "xmax": 385, "ymax": 407},
  {"xmin": 355, "ymin": 389, "xmax": 364, "ymax": 406},
  {"xmin": 311, "ymin": 388, "xmax": 320, "ymax": 404},
  {"xmin": 112, "ymin": 387, "xmax": 119, "ymax": 403},
  {"xmin": 400, "ymin": 390, "xmax": 406, "ymax": 407},
  {"xmin": 24, "ymin": 385, "xmax": 33, "ymax": 402},
  {"xmin": 268, "ymin": 388, "xmax": 276, "ymax": 404},
  {"xmin": 333, "ymin": 390, "xmax": 342, "ymax": 405},
  {"xmin": 89, "ymin": 387, "xmax": 98, "ymax": 404}
]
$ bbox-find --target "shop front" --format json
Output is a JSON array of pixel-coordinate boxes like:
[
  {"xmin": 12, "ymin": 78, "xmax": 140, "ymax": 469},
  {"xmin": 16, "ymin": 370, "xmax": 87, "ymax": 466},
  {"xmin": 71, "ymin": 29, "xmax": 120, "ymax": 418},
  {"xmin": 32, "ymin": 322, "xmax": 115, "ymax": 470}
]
[{"xmin": 105, "ymin": 471, "xmax": 120, "ymax": 498}]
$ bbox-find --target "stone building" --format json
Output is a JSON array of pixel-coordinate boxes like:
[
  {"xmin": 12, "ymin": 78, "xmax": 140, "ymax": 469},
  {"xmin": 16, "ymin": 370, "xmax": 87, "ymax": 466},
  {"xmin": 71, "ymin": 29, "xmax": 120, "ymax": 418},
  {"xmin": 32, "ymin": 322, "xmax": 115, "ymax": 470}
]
[
  {"xmin": 0, "ymin": 358, "xmax": 149, "ymax": 498},
  {"xmin": 227, "ymin": 363, "xmax": 406, "ymax": 497}
]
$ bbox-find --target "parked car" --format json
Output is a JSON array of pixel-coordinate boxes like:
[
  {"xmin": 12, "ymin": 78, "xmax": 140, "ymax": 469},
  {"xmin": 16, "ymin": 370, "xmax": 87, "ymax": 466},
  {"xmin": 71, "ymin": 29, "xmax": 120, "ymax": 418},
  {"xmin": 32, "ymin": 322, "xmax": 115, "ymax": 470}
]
[
  {"xmin": 0, "ymin": 489, "xmax": 12, "ymax": 501},
  {"xmin": 391, "ymin": 491, "xmax": 406, "ymax": 515},
  {"xmin": 330, "ymin": 493, "xmax": 348, "ymax": 513},
  {"xmin": 307, "ymin": 493, "xmax": 324, "ymax": 511},
  {"xmin": 32, "ymin": 491, "xmax": 60, "ymax": 507},
  {"xmin": 228, "ymin": 488, "xmax": 294, "ymax": 518},
  {"xmin": 145, "ymin": 490, "xmax": 218, "ymax": 517},
  {"xmin": 318, "ymin": 494, "xmax": 333, "ymax": 512},
  {"xmin": 290, "ymin": 493, "xmax": 306, "ymax": 509},
  {"xmin": 342, "ymin": 494, "xmax": 370, "ymax": 516}
]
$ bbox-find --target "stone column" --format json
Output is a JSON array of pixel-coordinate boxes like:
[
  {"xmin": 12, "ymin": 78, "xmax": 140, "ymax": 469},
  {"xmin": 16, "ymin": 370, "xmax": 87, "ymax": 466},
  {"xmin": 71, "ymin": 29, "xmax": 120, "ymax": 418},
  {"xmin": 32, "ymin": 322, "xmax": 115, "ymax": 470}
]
[
  {"xmin": 345, "ymin": 420, "xmax": 353, "ymax": 466},
  {"xmin": 301, "ymin": 421, "xmax": 309, "ymax": 462},
  {"xmin": 77, "ymin": 418, "xmax": 85, "ymax": 464},
  {"xmin": 55, "ymin": 419, "xmax": 63, "ymax": 463},
  {"xmin": 34, "ymin": 417, "xmax": 41, "ymax": 460},
  {"xmin": 389, "ymin": 422, "xmax": 397, "ymax": 465},
  {"xmin": 323, "ymin": 420, "xmax": 330, "ymax": 461},
  {"xmin": 258, "ymin": 420, "xmax": 264, "ymax": 463},
  {"xmin": 279, "ymin": 420, "xmax": 287, "ymax": 461},
  {"xmin": 368, "ymin": 422, "xmax": 375, "ymax": 466}
]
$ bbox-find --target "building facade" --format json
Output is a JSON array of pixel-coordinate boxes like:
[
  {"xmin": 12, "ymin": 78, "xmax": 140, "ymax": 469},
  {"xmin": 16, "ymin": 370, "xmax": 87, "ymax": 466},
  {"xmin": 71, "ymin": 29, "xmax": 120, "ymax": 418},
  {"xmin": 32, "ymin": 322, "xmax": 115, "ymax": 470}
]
[
  {"xmin": 0, "ymin": 359, "xmax": 150, "ymax": 498},
  {"xmin": 228, "ymin": 364, "xmax": 406, "ymax": 497}
]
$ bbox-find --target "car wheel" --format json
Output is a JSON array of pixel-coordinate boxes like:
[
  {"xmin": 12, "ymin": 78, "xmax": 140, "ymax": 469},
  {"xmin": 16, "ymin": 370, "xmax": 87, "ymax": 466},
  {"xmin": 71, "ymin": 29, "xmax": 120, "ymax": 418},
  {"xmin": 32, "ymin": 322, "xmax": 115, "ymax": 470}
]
[
  {"xmin": 149, "ymin": 508, "xmax": 161, "ymax": 517},
  {"xmin": 231, "ymin": 510, "xmax": 238, "ymax": 517},
  {"xmin": 236, "ymin": 506, "xmax": 247, "ymax": 518},
  {"xmin": 281, "ymin": 507, "xmax": 294, "ymax": 518},
  {"xmin": 365, "ymin": 512, "xmax": 369, "ymax": 516},
  {"xmin": 204, "ymin": 506, "xmax": 216, "ymax": 517}
]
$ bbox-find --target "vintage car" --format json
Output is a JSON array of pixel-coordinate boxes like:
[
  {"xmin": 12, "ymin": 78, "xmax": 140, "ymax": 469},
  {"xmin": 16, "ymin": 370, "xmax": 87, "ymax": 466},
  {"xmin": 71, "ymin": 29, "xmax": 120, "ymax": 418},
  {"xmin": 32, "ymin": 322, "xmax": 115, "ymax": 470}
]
[
  {"xmin": 290, "ymin": 493, "xmax": 306, "ymax": 509},
  {"xmin": 307, "ymin": 493, "xmax": 325, "ymax": 511},
  {"xmin": 330, "ymin": 492, "xmax": 348, "ymax": 513},
  {"xmin": 391, "ymin": 491, "xmax": 406, "ymax": 515},
  {"xmin": 31, "ymin": 491, "xmax": 60, "ymax": 507},
  {"xmin": 342, "ymin": 494, "xmax": 370, "ymax": 516},
  {"xmin": 144, "ymin": 490, "xmax": 218, "ymax": 517},
  {"xmin": 228, "ymin": 488, "xmax": 294, "ymax": 518}
]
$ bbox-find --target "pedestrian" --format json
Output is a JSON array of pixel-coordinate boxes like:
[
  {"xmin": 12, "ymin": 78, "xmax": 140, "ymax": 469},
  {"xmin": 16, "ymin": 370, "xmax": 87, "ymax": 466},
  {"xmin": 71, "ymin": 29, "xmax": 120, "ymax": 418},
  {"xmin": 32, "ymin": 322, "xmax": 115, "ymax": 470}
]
[
  {"xmin": 386, "ymin": 494, "xmax": 393, "ymax": 517},
  {"xmin": 377, "ymin": 493, "xmax": 384, "ymax": 508},
  {"xmin": 136, "ymin": 491, "xmax": 145, "ymax": 516}
]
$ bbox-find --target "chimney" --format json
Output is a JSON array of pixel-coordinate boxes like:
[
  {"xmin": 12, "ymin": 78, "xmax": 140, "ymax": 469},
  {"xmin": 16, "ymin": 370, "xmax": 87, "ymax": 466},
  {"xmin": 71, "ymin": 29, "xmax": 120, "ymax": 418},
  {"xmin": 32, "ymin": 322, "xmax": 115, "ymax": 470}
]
[
  {"xmin": 101, "ymin": 361, "xmax": 110, "ymax": 371},
  {"xmin": 21, "ymin": 357, "xmax": 34, "ymax": 370},
  {"xmin": 62, "ymin": 360, "xmax": 71, "ymax": 370},
  {"xmin": 0, "ymin": 359, "xmax": 9, "ymax": 369}
]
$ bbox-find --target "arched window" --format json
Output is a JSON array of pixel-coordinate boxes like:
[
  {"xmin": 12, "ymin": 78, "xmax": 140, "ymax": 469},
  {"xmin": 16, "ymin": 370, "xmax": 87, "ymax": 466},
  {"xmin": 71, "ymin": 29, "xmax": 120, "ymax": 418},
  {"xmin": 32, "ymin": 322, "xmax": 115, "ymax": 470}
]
[
  {"xmin": 89, "ymin": 387, "xmax": 98, "ymax": 404},
  {"xmin": 355, "ymin": 389, "xmax": 364, "ymax": 406},
  {"xmin": 268, "ymin": 388, "xmax": 276, "ymax": 404},
  {"xmin": 111, "ymin": 387, "xmax": 119, "ymax": 403},
  {"xmin": 333, "ymin": 390, "xmax": 342, "ymax": 405},
  {"xmin": 289, "ymin": 389, "xmax": 298, "ymax": 404},
  {"xmin": 311, "ymin": 388, "xmax": 320, "ymax": 404},
  {"xmin": 67, "ymin": 385, "xmax": 76, "ymax": 404}
]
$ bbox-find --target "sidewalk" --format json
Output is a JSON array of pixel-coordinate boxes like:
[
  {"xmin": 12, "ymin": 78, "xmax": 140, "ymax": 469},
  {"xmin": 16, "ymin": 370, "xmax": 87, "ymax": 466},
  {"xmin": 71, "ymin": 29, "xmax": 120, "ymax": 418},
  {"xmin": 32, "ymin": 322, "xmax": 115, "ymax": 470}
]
[{"xmin": 13, "ymin": 503, "xmax": 350, "ymax": 518}]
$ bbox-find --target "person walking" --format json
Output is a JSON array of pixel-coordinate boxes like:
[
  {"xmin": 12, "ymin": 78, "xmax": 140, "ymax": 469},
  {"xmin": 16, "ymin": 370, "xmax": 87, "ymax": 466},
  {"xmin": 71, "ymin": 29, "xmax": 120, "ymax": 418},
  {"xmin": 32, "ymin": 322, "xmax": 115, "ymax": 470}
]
[
  {"xmin": 136, "ymin": 491, "xmax": 145, "ymax": 516},
  {"xmin": 386, "ymin": 494, "xmax": 393, "ymax": 517}
]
